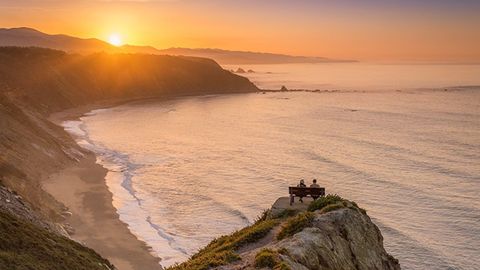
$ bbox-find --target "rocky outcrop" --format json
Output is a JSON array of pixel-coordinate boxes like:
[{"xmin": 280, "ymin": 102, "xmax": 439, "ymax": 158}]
[
  {"xmin": 274, "ymin": 208, "xmax": 400, "ymax": 270},
  {"xmin": 0, "ymin": 185, "xmax": 60, "ymax": 233},
  {"xmin": 170, "ymin": 196, "xmax": 400, "ymax": 270},
  {"xmin": 225, "ymin": 206, "xmax": 400, "ymax": 270}
]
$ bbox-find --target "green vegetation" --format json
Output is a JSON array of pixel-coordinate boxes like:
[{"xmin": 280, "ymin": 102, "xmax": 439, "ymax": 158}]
[
  {"xmin": 273, "ymin": 209, "xmax": 297, "ymax": 219},
  {"xmin": 254, "ymin": 248, "xmax": 277, "ymax": 268},
  {"xmin": 350, "ymin": 201, "xmax": 367, "ymax": 214},
  {"xmin": 307, "ymin": 194, "xmax": 344, "ymax": 212},
  {"xmin": 254, "ymin": 249, "xmax": 291, "ymax": 270},
  {"xmin": 256, "ymin": 209, "xmax": 271, "ymax": 222},
  {"xmin": 167, "ymin": 218, "xmax": 279, "ymax": 270},
  {"xmin": 0, "ymin": 210, "xmax": 113, "ymax": 270},
  {"xmin": 277, "ymin": 212, "xmax": 315, "ymax": 240},
  {"xmin": 308, "ymin": 194, "xmax": 366, "ymax": 215}
]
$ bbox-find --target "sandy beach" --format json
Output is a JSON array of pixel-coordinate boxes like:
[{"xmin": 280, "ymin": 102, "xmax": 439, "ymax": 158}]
[{"xmin": 43, "ymin": 152, "xmax": 162, "ymax": 270}]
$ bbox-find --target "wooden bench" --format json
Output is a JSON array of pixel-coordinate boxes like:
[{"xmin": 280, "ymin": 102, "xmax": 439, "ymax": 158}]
[{"xmin": 289, "ymin": 187, "xmax": 325, "ymax": 205}]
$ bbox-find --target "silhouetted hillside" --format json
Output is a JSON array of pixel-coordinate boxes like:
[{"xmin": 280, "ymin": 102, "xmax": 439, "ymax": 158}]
[
  {"xmin": 0, "ymin": 47, "xmax": 257, "ymax": 112},
  {"xmin": 0, "ymin": 27, "xmax": 113, "ymax": 54}
]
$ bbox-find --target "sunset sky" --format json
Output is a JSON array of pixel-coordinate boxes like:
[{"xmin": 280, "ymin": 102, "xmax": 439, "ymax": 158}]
[{"xmin": 1, "ymin": 0, "xmax": 480, "ymax": 62}]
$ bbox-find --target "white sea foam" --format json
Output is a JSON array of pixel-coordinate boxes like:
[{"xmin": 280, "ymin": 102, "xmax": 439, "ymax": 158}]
[{"xmin": 63, "ymin": 113, "xmax": 192, "ymax": 266}]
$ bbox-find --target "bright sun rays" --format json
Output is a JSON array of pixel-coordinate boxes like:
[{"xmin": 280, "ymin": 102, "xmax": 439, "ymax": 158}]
[{"xmin": 108, "ymin": 33, "xmax": 123, "ymax": 46}]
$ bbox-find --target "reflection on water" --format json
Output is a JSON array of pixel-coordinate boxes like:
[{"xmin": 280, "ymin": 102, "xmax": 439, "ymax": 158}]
[{"xmin": 69, "ymin": 88, "xmax": 480, "ymax": 269}]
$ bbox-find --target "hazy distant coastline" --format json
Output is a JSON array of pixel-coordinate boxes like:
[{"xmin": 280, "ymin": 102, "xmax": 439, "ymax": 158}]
[{"xmin": 0, "ymin": 27, "xmax": 355, "ymax": 64}]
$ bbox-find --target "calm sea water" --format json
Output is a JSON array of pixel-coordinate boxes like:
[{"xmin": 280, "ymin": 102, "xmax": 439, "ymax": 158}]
[
  {"xmin": 226, "ymin": 63, "xmax": 480, "ymax": 91},
  {"xmin": 63, "ymin": 64, "xmax": 480, "ymax": 269}
]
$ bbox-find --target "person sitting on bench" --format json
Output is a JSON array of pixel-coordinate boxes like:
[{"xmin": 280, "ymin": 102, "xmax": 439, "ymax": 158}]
[
  {"xmin": 289, "ymin": 183, "xmax": 325, "ymax": 205},
  {"xmin": 297, "ymin": 179, "xmax": 306, "ymax": 202},
  {"xmin": 297, "ymin": 179, "xmax": 306, "ymax": 187},
  {"xmin": 310, "ymin": 179, "xmax": 320, "ymax": 199}
]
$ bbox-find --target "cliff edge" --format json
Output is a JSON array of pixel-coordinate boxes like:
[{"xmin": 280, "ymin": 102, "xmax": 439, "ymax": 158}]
[{"xmin": 168, "ymin": 195, "xmax": 400, "ymax": 270}]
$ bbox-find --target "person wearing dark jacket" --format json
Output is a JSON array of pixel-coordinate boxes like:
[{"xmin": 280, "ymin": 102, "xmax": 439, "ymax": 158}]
[{"xmin": 297, "ymin": 179, "xmax": 306, "ymax": 202}]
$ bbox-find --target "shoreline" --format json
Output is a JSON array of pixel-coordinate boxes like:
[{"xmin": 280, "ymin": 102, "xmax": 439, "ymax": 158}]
[
  {"xmin": 45, "ymin": 93, "xmax": 258, "ymax": 270},
  {"xmin": 44, "ymin": 104, "xmax": 164, "ymax": 270}
]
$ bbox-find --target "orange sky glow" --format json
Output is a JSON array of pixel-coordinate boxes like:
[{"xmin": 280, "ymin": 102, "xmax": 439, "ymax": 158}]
[{"xmin": 1, "ymin": 0, "xmax": 479, "ymax": 62}]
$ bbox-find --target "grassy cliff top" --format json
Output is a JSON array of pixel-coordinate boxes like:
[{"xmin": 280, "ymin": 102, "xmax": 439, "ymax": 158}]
[{"xmin": 0, "ymin": 210, "xmax": 114, "ymax": 270}]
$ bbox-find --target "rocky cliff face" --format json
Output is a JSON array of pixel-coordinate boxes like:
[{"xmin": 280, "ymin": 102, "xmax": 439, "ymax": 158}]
[{"xmin": 272, "ymin": 208, "xmax": 400, "ymax": 270}]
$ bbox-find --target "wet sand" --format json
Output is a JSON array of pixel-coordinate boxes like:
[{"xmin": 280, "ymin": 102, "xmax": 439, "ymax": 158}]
[{"xmin": 43, "ymin": 153, "xmax": 163, "ymax": 270}]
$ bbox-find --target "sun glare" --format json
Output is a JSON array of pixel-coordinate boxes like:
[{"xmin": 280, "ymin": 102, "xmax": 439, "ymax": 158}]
[{"xmin": 108, "ymin": 34, "xmax": 123, "ymax": 47}]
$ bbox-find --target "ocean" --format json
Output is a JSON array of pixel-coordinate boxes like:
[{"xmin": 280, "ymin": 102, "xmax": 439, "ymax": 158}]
[{"xmin": 63, "ymin": 63, "xmax": 480, "ymax": 269}]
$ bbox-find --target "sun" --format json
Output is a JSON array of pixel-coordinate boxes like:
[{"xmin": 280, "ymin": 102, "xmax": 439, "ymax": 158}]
[{"xmin": 108, "ymin": 33, "xmax": 123, "ymax": 47}]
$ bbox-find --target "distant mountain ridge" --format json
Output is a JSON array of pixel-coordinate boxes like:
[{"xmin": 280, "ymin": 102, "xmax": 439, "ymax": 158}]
[
  {"xmin": 156, "ymin": 47, "xmax": 355, "ymax": 64},
  {"xmin": 0, "ymin": 27, "xmax": 355, "ymax": 64},
  {"xmin": 0, "ymin": 27, "xmax": 113, "ymax": 54}
]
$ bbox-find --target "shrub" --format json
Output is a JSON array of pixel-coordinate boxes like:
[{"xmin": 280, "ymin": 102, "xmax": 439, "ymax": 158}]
[
  {"xmin": 254, "ymin": 249, "xmax": 291, "ymax": 270},
  {"xmin": 254, "ymin": 249, "xmax": 277, "ymax": 268},
  {"xmin": 309, "ymin": 194, "xmax": 367, "ymax": 215},
  {"xmin": 307, "ymin": 194, "xmax": 344, "ymax": 212},
  {"xmin": 255, "ymin": 209, "xmax": 270, "ymax": 223},
  {"xmin": 277, "ymin": 212, "xmax": 315, "ymax": 240}
]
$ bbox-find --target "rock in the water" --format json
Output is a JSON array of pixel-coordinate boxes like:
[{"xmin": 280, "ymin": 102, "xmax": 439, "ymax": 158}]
[
  {"xmin": 280, "ymin": 85, "xmax": 288, "ymax": 91},
  {"xmin": 236, "ymin": 68, "xmax": 246, "ymax": 73}
]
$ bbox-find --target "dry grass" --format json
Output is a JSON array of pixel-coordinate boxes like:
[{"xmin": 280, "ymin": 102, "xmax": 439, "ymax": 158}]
[{"xmin": 0, "ymin": 210, "xmax": 114, "ymax": 270}]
